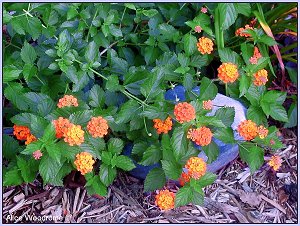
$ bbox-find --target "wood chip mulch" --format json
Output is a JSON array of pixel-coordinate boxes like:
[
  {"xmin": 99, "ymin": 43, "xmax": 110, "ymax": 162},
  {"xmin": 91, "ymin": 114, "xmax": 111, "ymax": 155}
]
[{"xmin": 2, "ymin": 128, "xmax": 298, "ymax": 223}]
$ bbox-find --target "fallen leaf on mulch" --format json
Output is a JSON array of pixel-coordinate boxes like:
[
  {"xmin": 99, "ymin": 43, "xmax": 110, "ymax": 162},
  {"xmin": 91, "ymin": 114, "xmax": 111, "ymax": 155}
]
[
  {"xmin": 237, "ymin": 190, "xmax": 261, "ymax": 207},
  {"xmin": 278, "ymin": 188, "xmax": 289, "ymax": 205}
]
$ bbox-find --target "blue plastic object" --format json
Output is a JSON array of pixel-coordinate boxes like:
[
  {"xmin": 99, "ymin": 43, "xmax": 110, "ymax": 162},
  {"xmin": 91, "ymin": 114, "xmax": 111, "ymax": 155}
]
[{"xmin": 124, "ymin": 84, "xmax": 247, "ymax": 179}]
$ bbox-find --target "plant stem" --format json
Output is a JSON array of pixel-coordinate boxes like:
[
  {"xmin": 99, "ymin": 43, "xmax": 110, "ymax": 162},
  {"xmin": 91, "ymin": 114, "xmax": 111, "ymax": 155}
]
[
  {"xmin": 86, "ymin": 8, "xmax": 99, "ymax": 42},
  {"xmin": 225, "ymin": 83, "xmax": 228, "ymax": 96}
]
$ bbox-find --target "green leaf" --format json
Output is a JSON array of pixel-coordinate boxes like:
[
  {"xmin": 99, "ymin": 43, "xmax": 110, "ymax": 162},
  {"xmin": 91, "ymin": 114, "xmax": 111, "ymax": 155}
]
[
  {"xmin": 4, "ymin": 167, "xmax": 24, "ymax": 186},
  {"xmin": 196, "ymin": 116, "xmax": 225, "ymax": 128},
  {"xmin": 171, "ymin": 127, "xmax": 188, "ymax": 161},
  {"xmin": 109, "ymin": 24, "xmax": 123, "ymax": 37},
  {"xmin": 161, "ymin": 160, "xmax": 181, "ymax": 180},
  {"xmin": 140, "ymin": 67, "xmax": 165, "ymax": 100},
  {"xmin": 99, "ymin": 164, "xmax": 117, "ymax": 186},
  {"xmin": 144, "ymin": 46, "xmax": 160, "ymax": 65},
  {"xmin": 39, "ymin": 153, "xmax": 62, "ymax": 184},
  {"xmin": 89, "ymin": 85, "xmax": 105, "ymax": 108},
  {"xmin": 175, "ymin": 186, "xmax": 193, "ymax": 207},
  {"xmin": 132, "ymin": 142, "xmax": 148, "ymax": 156},
  {"xmin": 116, "ymin": 155, "xmax": 136, "ymax": 171},
  {"xmin": 124, "ymin": 3, "xmax": 136, "ymax": 10},
  {"xmin": 85, "ymin": 41, "xmax": 98, "ymax": 62},
  {"xmin": 253, "ymin": 126, "xmax": 284, "ymax": 150},
  {"xmin": 161, "ymin": 134, "xmax": 176, "ymax": 162},
  {"xmin": 269, "ymin": 105, "xmax": 288, "ymax": 122},
  {"xmin": 286, "ymin": 67, "xmax": 297, "ymax": 84},
  {"xmin": 115, "ymin": 100, "xmax": 140, "ymax": 124},
  {"xmin": 106, "ymin": 75, "xmax": 120, "ymax": 92},
  {"xmin": 101, "ymin": 151, "xmax": 112, "ymax": 165},
  {"xmin": 240, "ymin": 43, "xmax": 254, "ymax": 64},
  {"xmin": 17, "ymin": 156, "xmax": 38, "ymax": 183},
  {"xmin": 69, "ymin": 110, "xmax": 93, "ymax": 125},
  {"xmin": 144, "ymin": 168, "xmax": 166, "ymax": 192},
  {"xmin": 239, "ymin": 75, "xmax": 251, "ymax": 97},
  {"xmin": 21, "ymin": 42, "xmax": 37, "ymax": 64},
  {"xmin": 219, "ymin": 3, "xmax": 238, "ymax": 30},
  {"xmin": 199, "ymin": 77, "xmax": 218, "ymax": 101},
  {"xmin": 25, "ymin": 17, "xmax": 42, "ymax": 40},
  {"xmin": 234, "ymin": 3, "xmax": 251, "ymax": 16},
  {"xmin": 215, "ymin": 107, "xmax": 235, "ymax": 127},
  {"xmin": 4, "ymin": 82, "xmax": 28, "ymax": 110},
  {"xmin": 284, "ymin": 103, "xmax": 297, "ymax": 128},
  {"xmin": 214, "ymin": 127, "xmax": 235, "ymax": 144},
  {"xmin": 3, "ymin": 65, "xmax": 22, "ymax": 83},
  {"xmin": 245, "ymin": 84, "xmax": 264, "ymax": 106},
  {"xmin": 108, "ymin": 138, "xmax": 124, "ymax": 155},
  {"xmin": 261, "ymin": 90, "xmax": 286, "ymax": 106},
  {"xmin": 140, "ymin": 145, "xmax": 162, "ymax": 166},
  {"xmin": 41, "ymin": 123, "xmax": 56, "ymax": 143},
  {"xmin": 22, "ymin": 141, "xmax": 42, "ymax": 155},
  {"xmin": 196, "ymin": 172, "xmax": 217, "ymax": 187},
  {"xmin": 202, "ymin": 141, "xmax": 219, "ymax": 163},
  {"xmin": 239, "ymin": 143, "xmax": 264, "ymax": 173},
  {"xmin": 183, "ymin": 34, "xmax": 197, "ymax": 56},
  {"xmin": 3, "ymin": 135, "xmax": 22, "ymax": 161},
  {"xmin": 57, "ymin": 29, "xmax": 72, "ymax": 54},
  {"xmin": 258, "ymin": 35, "xmax": 277, "ymax": 46},
  {"xmin": 142, "ymin": 9, "xmax": 158, "ymax": 17},
  {"xmin": 45, "ymin": 143, "xmax": 62, "ymax": 164},
  {"xmin": 85, "ymin": 175, "xmax": 107, "ymax": 196},
  {"xmin": 218, "ymin": 48, "xmax": 242, "ymax": 66},
  {"xmin": 140, "ymin": 105, "xmax": 167, "ymax": 119},
  {"xmin": 247, "ymin": 105, "xmax": 267, "ymax": 125}
]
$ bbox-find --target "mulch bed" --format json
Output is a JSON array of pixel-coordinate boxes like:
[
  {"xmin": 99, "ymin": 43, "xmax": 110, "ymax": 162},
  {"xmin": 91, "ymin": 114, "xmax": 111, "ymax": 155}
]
[{"xmin": 2, "ymin": 128, "xmax": 297, "ymax": 223}]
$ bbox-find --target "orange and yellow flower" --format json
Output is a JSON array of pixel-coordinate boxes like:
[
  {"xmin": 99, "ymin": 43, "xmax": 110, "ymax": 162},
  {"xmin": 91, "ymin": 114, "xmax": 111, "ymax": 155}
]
[
  {"xmin": 174, "ymin": 102, "xmax": 196, "ymax": 123},
  {"xmin": 57, "ymin": 95, "xmax": 79, "ymax": 108},
  {"xmin": 155, "ymin": 189, "xmax": 175, "ymax": 211},
  {"xmin": 202, "ymin": 100, "xmax": 213, "ymax": 110},
  {"xmin": 63, "ymin": 124, "xmax": 85, "ymax": 146},
  {"xmin": 13, "ymin": 125, "xmax": 31, "ymax": 141},
  {"xmin": 185, "ymin": 157, "xmax": 207, "ymax": 179},
  {"xmin": 153, "ymin": 116, "xmax": 173, "ymax": 134},
  {"xmin": 74, "ymin": 152, "xmax": 95, "ymax": 175},
  {"xmin": 25, "ymin": 134, "xmax": 37, "ymax": 145},
  {"xmin": 268, "ymin": 155, "xmax": 282, "ymax": 171},
  {"xmin": 197, "ymin": 37, "xmax": 214, "ymax": 55},
  {"xmin": 257, "ymin": 125, "xmax": 268, "ymax": 139},
  {"xmin": 53, "ymin": 117, "xmax": 72, "ymax": 139},
  {"xmin": 217, "ymin": 62, "xmax": 239, "ymax": 83},
  {"xmin": 187, "ymin": 127, "xmax": 213, "ymax": 146},
  {"xmin": 237, "ymin": 120, "xmax": 258, "ymax": 141},
  {"xmin": 179, "ymin": 172, "xmax": 191, "ymax": 186},
  {"xmin": 249, "ymin": 46, "xmax": 262, "ymax": 64},
  {"xmin": 253, "ymin": 69, "xmax": 268, "ymax": 86},
  {"xmin": 235, "ymin": 24, "xmax": 253, "ymax": 37},
  {"xmin": 87, "ymin": 116, "xmax": 109, "ymax": 138},
  {"xmin": 33, "ymin": 150, "xmax": 43, "ymax": 160}
]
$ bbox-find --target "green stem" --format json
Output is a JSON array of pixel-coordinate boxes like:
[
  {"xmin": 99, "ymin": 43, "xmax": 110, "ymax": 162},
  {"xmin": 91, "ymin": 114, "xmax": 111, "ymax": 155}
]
[
  {"xmin": 119, "ymin": 7, "xmax": 126, "ymax": 29},
  {"xmin": 86, "ymin": 8, "xmax": 99, "ymax": 42},
  {"xmin": 225, "ymin": 83, "xmax": 228, "ymax": 96}
]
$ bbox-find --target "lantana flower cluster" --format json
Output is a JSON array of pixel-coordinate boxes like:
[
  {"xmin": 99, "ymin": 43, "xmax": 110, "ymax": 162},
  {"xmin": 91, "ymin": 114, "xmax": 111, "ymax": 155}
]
[
  {"xmin": 13, "ymin": 125, "xmax": 37, "ymax": 145},
  {"xmin": 237, "ymin": 120, "xmax": 268, "ymax": 141}
]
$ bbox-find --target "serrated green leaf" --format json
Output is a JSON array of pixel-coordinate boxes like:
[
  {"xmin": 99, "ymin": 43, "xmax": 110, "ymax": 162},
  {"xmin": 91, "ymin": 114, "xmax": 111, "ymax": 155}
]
[
  {"xmin": 284, "ymin": 103, "xmax": 297, "ymax": 128},
  {"xmin": 116, "ymin": 155, "xmax": 136, "ymax": 171},
  {"xmin": 183, "ymin": 34, "xmax": 197, "ymax": 56},
  {"xmin": 239, "ymin": 143, "xmax": 264, "ymax": 173},
  {"xmin": 214, "ymin": 107, "xmax": 235, "ymax": 127},
  {"xmin": 269, "ymin": 105, "xmax": 288, "ymax": 122},
  {"xmin": 89, "ymin": 85, "xmax": 105, "ymax": 108},
  {"xmin": 199, "ymin": 77, "xmax": 218, "ymax": 101},
  {"xmin": 161, "ymin": 160, "xmax": 181, "ymax": 180},
  {"xmin": 3, "ymin": 135, "xmax": 22, "ymax": 161},
  {"xmin": 131, "ymin": 142, "xmax": 148, "ymax": 156},
  {"xmin": 247, "ymin": 105, "xmax": 267, "ymax": 125},
  {"xmin": 39, "ymin": 153, "xmax": 63, "ymax": 184},
  {"xmin": 108, "ymin": 138, "xmax": 124, "ymax": 155},
  {"xmin": 21, "ymin": 42, "xmax": 37, "ymax": 64},
  {"xmin": 234, "ymin": 3, "xmax": 251, "ymax": 16},
  {"xmin": 115, "ymin": 100, "xmax": 140, "ymax": 124},
  {"xmin": 85, "ymin": 41, "xmax": 98, "ymax": 62},
  {"xmin": 140, "ymin": 145, "xmax": 162, "ymax": 166},
  {"xmin": 99, "ymin": 164, "xmax": 117, "ymax": 186},
  {"xmin": 171, "ymin": 127, "xmax": 188, "ymax": 161},
  {"xmin": 175, "ymin": 186, "xmax": 193, "ymax": 207},
  {"xmin": 106, "ymin": 75, "xmax": 120, "ymax": 92},
  {"xmin": 45, "ymin": 143, "xmax": 61, "ymax": 164},
  {"xmin": 239, "ymin": 74, "xmax": 251, "ymax": 97},
  {"xmin": 202, "ymin": 141, "xmax": 219, "ymax": 163},
  {"xmin": 218, "ymin": 48, "xmax": 242, "ymax": 66},
  {"xmin": 196, "ymin": 172, "xmax": 217, "ymax": 187},
  {"xmin": 214, "ymin": 127, "xmax": 235, "ymax": 144},
  {"xmin": 4, "ymin": 167, "xmax": 24, "ymax": 186},
  {"xmin": 3, "ymin": 65, "xmax": 22, "ymax": 83},
  {"xmin": 144, "ymin": 168, "xmax": 166, "ymax": 192},
  {"xmin": 17, "ymin": 156, "xmax": 38, "ymax": 183},
  {"xmin": 219, "ymin": 3, "xmax": 237, "ymax": 30},
  {"xmin": 69, "ymin": 110, "xmax": 93, "ymax": 125}
]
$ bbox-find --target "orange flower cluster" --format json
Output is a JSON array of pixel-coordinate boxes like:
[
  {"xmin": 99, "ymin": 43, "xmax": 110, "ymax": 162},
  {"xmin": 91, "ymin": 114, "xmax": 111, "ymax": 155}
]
[
  {"xmin": 194, "ymin": 25, "xmax": 202, "ymax": 33},
  {"xmin": 185, "ymin": 157, "xmax": 207, "ymax": 179},
  {"xmin": 74, "ymin": 152, "xmax": 95, "ymax": 175},
  {"xmin": 57, "ymin": 95, "xmax": 79, "ymax": 108},
  {"xmin": 174, "ymin": 102, "xmax": 196, "ymax": 123},
  {"xmin": 203, "ymin": 100, "xmax": 213, "ymax": 110},
  {"xmin": 13, "ymin": 125, "xmax": 37, "ymax": 145},
  {"xmin": 187, "ymin": 126, "xmax": 213, "ymax": 146},
  {"xmin": 249, "ymin": 47, "xmax": 262, "ymax": 64},
  {"xmin": 253, "ymin": 69, "xmax": 268, "ymax": 86},
  {"xmin": 155, "ymin": 190, "xmax": 175, "ymax": 211},
  {"xmin": 257, "ymin": 125, "xmax": 268, "ymax": 139},
  {"xmin": 87, "ymin": 116, "xmax": 109, "ymax": 138},
  {"xmin": 268, "ymin": 155, "xmax": 282, "ymax": 171},
  {"xmin": 53, "ymin": 117, "xmax": 72, "ymax": 139},
  {"xmin": 153, "ymin": 116, "xmax": 173, "ymax": 134},
  {"xmin": 235, "ymin": 24, "xmax": 254, "ymax": 37},
  {"xmin": 197, "ymin": 37, "xmax": 214, "ymax": 55},
  {"xmin": 179, "ymin": 172, "xmax": 191, "ymax": 186},
  {"xmin": 64, "ymin": 124, "xmax": 85, "ymax": 146},
  {"xmin": 217, "ymin": 62, "xmax": 239, "ymax": 83},
  {"xmin": 237, "ymin": 120, "xmax": 258, "ymax": 141},
  {"xmin": 33, "ymin": 150, "xmax": 43, "ymax": 160}
]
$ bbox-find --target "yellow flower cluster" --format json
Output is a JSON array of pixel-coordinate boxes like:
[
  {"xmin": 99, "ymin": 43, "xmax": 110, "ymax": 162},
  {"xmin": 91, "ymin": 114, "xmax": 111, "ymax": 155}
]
[{"xmin": 74, "ymin": 152, "xmax": 95, "ymax": 175}]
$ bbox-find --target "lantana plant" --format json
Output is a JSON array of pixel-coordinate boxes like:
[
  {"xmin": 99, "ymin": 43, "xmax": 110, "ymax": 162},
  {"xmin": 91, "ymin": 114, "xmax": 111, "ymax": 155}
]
[{"xmin": 3, "ymin": 3, "xmax": 294, "ymax": 210}]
